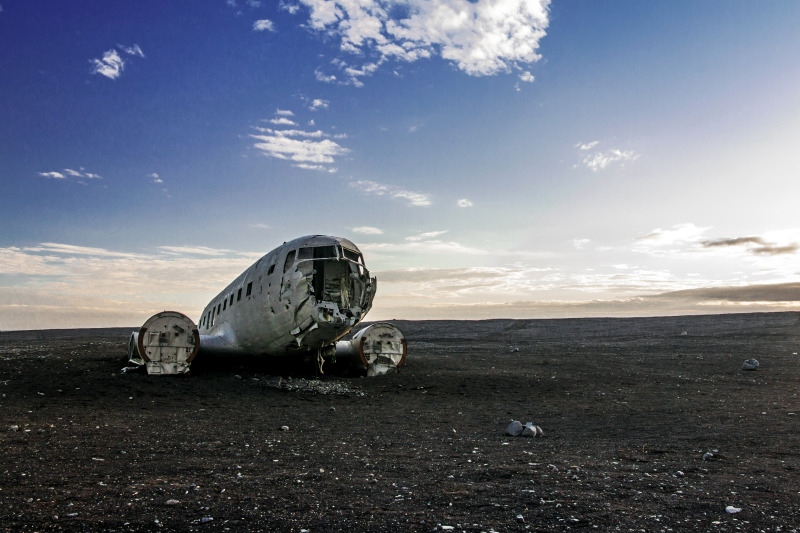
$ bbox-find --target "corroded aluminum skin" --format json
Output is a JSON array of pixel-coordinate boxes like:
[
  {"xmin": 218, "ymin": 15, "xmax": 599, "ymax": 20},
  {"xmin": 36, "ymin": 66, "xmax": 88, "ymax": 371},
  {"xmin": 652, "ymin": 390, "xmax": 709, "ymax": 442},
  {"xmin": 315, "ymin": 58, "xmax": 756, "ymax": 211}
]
[{"xmin": 197, "ymin": 235, "xmax": 375, "ymax": 358}]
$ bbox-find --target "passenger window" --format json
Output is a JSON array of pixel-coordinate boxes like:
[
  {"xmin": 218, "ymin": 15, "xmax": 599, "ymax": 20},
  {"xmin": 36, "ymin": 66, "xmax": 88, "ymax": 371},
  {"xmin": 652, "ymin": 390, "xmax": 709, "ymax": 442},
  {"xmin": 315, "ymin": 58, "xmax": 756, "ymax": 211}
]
[
  {"xmin": 284, "ymin": 250, "xmax": 296, "ymax": 273},
  {"xmin": 223, "ymin": 300, "xmax": 227, "ymax": 311},
  {"xmin": 237, "ymin": 288, "xmax": 242, "ymax": 301},
  {"xmin": 246, "ymin": 282, "xmax": 253, "ymax": 296},
  {"xmin": 217, "ymin": 303, "xmax": 221, "ymax": 314},
  {"xmin": 268, "ymin": 264, "xmax": 275, "ymax": 275},
  {"xmin": 229, "ymin": 294, "xmax": 234, "ymax": 306}
]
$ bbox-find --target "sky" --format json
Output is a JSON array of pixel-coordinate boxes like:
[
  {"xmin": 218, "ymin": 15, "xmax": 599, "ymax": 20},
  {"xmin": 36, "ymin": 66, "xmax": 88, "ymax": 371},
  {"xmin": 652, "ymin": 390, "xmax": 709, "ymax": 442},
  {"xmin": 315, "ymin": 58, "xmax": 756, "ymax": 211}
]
[{"xmin": 2, "ymin": 0, "xmax": 800, "ymax": 330}]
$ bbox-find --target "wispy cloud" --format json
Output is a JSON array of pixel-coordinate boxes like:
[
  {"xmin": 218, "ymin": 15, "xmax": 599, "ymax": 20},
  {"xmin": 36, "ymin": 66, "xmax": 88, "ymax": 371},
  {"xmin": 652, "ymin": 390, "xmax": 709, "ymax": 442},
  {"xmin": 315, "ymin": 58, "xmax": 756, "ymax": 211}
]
[
  {"xmin": 636, "ymin": 223, "xmax": 711, "ymax": 249},
  {"xmin": 269, "ymin": 117, "xmax": 297, "ymax": 126},
  {"xmin": 253, "ymin": 19, "xmax": 275, "ymax": 31},
  {"xmin": 352, "ymin": 226, "xmax": 383, "ymax": 235},
  {"xmin": 38, "ymin": 167, "xmax": 103, "ymax": 183},
  {"xmin": 293, "ymin": 0, "xmax": 550, "ymax": 86},
  {"xmin": 350, "ymin": 179, "xmax": 431, "ymax": 207},
  {"xmin": 251, "ymin": 110, "xmax": 349, "ymax": 170},
  {"xmin": 701, "ymin": 236, "xmax": 799, "ymax": 256},
  {"xmin": 457, "ymin": 198, "xmax": 473, "ymax": 208},
  {"xmin": 90, "ymin": 44, "xmax": 145, "ymax": 80},
  {"xmin": 575, "ymin": 141, "xmax": 639, "ymax": 172},
  {"xmin": 0, "ymin": 243, "xmax": 263, "ymax": 329}
]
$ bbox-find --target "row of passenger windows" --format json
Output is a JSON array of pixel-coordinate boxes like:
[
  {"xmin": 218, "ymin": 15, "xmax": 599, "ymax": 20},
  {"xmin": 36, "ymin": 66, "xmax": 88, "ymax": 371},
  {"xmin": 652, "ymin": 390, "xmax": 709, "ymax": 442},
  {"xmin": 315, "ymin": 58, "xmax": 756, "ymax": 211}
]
[{"xmin": 201, "ymin": 282, "xmax": 253, "ymax": 329}]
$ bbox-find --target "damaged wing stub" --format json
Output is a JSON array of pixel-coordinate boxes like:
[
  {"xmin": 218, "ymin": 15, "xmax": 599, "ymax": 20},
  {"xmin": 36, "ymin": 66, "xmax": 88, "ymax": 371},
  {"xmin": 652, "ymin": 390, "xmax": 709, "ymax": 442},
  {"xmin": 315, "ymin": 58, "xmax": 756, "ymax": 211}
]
[
  {"xmin": 128, "ymin": 311, "xmax": 199, "ymax": 375},
  {"xmin": 335, "ymin": 323, "xmax": 407, "ymax": 376}
]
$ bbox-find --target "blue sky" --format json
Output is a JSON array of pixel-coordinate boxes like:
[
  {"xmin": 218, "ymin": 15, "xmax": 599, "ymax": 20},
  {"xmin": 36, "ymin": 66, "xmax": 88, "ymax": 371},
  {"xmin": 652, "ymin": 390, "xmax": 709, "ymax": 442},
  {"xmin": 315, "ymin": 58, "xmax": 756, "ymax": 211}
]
[{"xmin": 2, "ymin": 0, "xmax": 800, "ymax": 329}]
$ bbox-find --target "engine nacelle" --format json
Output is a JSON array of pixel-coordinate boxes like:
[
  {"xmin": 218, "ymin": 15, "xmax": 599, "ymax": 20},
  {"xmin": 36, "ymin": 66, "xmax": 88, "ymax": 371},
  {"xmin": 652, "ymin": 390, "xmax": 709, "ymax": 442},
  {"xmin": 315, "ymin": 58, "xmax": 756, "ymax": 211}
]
[
  {"xmin": 335, "ymin": 322, "xmax": 407, "ymax": 376},
  {"xmin": 128, "ymin": 311, "xmax": 199, "ymax": 375}
]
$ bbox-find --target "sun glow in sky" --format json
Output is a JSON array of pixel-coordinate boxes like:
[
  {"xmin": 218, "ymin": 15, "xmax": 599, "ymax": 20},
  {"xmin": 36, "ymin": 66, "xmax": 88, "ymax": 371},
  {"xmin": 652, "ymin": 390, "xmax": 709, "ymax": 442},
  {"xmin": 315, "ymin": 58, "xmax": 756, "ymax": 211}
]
[{"xmin": 2, "ymin": 0, "xmax": 800, "ymax": 330}]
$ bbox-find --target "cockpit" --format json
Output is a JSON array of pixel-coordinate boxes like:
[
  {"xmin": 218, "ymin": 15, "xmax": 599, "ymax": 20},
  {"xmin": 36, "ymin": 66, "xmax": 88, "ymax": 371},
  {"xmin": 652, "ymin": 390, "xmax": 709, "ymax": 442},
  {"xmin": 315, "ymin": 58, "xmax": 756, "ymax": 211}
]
[{"xmin": 282, "ymin": 243, "xmax": 371, "ymax": 315}]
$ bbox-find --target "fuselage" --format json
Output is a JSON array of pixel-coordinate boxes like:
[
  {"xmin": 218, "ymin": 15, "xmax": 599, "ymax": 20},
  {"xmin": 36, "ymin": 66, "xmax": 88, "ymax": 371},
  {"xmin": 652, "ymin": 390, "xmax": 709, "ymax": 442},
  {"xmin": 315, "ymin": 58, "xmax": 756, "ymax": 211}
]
[{"xmin": 197, "ymin": 235, "xmax": 375, "ymax": 356}]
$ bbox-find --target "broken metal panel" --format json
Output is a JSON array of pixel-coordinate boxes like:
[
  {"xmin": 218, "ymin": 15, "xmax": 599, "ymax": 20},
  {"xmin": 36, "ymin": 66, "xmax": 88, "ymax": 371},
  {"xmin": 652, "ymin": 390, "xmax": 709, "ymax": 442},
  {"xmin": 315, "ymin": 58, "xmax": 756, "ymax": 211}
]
[{"xmin": 133, "ymin": 311, "xmax": 199, "ymax": 375}]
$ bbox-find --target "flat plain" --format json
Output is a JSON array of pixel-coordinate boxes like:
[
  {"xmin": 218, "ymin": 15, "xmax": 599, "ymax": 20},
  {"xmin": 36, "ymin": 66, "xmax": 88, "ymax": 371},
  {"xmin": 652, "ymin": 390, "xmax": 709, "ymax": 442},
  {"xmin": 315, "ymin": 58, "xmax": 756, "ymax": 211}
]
[{"xmin": 1, "ymin": 312, "xmax": 799, "ymax": 532}]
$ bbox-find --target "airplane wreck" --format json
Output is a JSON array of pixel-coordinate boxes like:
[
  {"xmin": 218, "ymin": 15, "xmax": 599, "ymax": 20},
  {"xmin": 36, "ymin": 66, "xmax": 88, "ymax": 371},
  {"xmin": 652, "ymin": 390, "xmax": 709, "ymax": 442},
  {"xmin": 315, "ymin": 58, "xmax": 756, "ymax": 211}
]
[{"xmin": 128, "ymin": 235, "xmax": 406, "ymax": 376}]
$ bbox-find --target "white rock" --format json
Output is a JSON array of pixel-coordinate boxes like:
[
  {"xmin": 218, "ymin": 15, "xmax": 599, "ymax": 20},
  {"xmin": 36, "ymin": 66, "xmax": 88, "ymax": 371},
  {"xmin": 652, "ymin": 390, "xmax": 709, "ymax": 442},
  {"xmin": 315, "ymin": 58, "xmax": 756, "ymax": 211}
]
[
  {"xmin": 506, "ymin": 421, "xmax": 523, "ymax": 436},
  {"xmin": 742, "ymin": 358, "xmax": 759, "ymax": 371},
  {"xmin": 725, "ymin": 506, "xmax": 741, "ymax": 514}
]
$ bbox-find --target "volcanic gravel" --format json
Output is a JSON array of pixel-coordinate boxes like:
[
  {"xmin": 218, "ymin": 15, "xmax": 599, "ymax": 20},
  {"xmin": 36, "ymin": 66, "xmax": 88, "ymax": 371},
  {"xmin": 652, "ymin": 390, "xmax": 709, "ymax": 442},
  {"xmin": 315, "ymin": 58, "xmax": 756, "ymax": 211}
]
[{"xmin": 1, "ymin": 312, "xmax": 799, "ymax": 532}]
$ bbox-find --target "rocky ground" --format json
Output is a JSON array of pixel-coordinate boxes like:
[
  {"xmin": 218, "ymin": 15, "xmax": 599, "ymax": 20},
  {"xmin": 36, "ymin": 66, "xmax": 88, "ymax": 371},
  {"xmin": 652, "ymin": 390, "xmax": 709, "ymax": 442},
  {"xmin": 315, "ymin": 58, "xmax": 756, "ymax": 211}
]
[{"xmin": 1, "ymin": 312, "xmax": 799, "ymax": 532}]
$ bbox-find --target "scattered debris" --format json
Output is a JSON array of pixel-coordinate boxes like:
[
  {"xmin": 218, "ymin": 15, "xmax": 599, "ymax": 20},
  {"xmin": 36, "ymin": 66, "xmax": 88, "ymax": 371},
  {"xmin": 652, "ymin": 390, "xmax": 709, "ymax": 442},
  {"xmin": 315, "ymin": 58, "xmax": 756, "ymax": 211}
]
[
  {"xmin": 509, "ymin": 347, "xmax": 520, "ymax": 353},
  {"xmin": 742, "ymin": 358, "xmax": 759, "ymax": 371},
  {"xmin": 680, "ymin": 331, "xmax": 688, "ymax": 336},
  {"xmin": 702, "ymin": 452, "xmax": 714, "ymax": 461},
  {"xmin": 726, "ymin": 505, "xmax": 742, "ymax": 514},
  {"xmin": 259, "ymin": 376, "xmax": 363, "ymax": 396},
  {"xmin": 280, "ymin": 425, "xmax": 290, "ymax": 431},
  {"xmin": 165, "ymin": 499, "xmax": 180, "ymax": 506}
]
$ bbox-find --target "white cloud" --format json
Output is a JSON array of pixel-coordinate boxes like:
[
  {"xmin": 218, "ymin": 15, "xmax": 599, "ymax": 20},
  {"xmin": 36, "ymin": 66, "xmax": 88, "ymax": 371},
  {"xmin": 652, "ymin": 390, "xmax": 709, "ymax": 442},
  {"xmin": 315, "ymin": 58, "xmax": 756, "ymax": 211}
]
[
  {"xmin": 39, "ymin": 171, "xmax": 66, "ymax": 179},
  {"xmin": 352, "ymin": 226, "xmax": 384, "ymax": 235},
  {"xmin": 253, "ymin": 19, "xmax": 275, "ymax": 31},
  {"xmin": 571, "ymin": 238, "xmax": 590, "ymax": 249},
  {"xmin": 351, "ymin": 179, "xmax": 432, "ymax": 207},
  {"xmin": 121, "ymin": 44, "xmax": 145, "ymax": 57},
  {"xmin": 457, "ymin": 198, "xmax": 473, "ymax": 208},
  {"xmin": 406, "ymin": 230, "xmax": 449, "ymax": 242},
  {"xmin": 519, "ymin": 71, "xmax": 535, "ymax": 83},
  {"xmin": 90, "ymin": 44, "xmax": 144, "ymax": 80},
  {"xmin": 575, "ymin": 142, "xmax": 639, "ymax": 171},
  {"xmin": 635, "ymin": 223, "xmax": 711, "ymax": 249},
  {"xmin": 269, "ymin": 117, "xmax": 297, "ymax": 126},
  {"xmin": 159, "ymin": 245, "xmax": 235, "ymax": 256},
  {"xmin": 251, "ymin": 132, "xmax": 349, "ymax": 165},
  {"xmin": 309, "ymin": 98, "xmax": 329, "ymax": 111},
  {"xmin": 252, "ymin": 110, "xmax": 349, "ymax": 170},
  {"xmin": 39, "ymin": 168, "xmax": 102, "ymax": 182},
  {"xmin": 297, "ymin": 0, "xmax": 550, "ymax": 86},
  {"xmin": 0, "ymin": 243, "xmax": 265, "ymax": 329}
]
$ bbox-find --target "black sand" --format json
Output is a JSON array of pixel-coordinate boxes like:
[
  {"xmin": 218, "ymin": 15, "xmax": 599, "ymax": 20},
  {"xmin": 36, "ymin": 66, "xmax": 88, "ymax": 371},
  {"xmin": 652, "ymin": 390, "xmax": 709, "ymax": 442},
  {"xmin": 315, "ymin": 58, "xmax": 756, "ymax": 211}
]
[{"xmin": 1, "ymin": 312, "xmax": 799, "ymax": 532}]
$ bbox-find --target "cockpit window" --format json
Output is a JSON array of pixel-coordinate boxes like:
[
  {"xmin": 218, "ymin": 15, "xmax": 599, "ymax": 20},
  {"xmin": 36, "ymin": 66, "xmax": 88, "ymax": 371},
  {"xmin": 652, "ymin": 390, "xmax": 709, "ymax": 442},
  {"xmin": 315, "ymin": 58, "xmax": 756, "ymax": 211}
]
[
  {"xmin": 298, "ymin": 247, "xmax": 313, "ymax": 260},
  {"xmin": 342, "ymin": 248, "xmax": 362, "ymax": 264},
  {"xmin": 283, "ymin": 250, "xmax": 295, "ymax": 273}
]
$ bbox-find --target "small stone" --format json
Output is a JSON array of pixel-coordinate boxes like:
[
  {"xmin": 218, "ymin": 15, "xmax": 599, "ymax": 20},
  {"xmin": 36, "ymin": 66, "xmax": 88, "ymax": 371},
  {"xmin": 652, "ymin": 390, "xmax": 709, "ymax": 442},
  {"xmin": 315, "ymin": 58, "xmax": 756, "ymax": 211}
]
[
  {"xmin": 725, "ymin": 505, "xmax": 741, "ymax": 514},
  {"xmin": 742, "ymin": 358, "xmax": 759, "ymax": 371},
  {"xmin": 521, "ymin": 423, "xmax": 538, "ymax": 438},
  {"xmin": 200, "ymin": 517, "xmax": 213, "ymax": 523},
  {"xmin": 280, "ymin": 425, "xmax": 289, "ymax": 431},
  {"xmin": 165, "ymin": 499, "xmax": 180, "ymax": 506},
  {"xmin": 506, "ymin": 421, "xmax": 523, "ymax": 436},
  {"xmin": 702, "ymin": 452, "xmax": 714, "ymax": 461}
]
